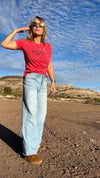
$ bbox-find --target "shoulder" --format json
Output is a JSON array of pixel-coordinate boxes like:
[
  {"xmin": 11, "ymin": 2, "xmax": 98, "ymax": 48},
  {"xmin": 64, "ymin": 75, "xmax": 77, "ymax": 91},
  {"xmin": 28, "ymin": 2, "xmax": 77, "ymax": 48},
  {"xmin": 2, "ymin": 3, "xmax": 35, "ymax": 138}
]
[
  {"xmin": 44, "ymin": 42, "xmax": 51, "ymax": 47},
  {"xmin": 17, "ymin": 39, "xmax": 34, "ymax": 46},
  {"xmin": 16, "ymin": 39, "xmax": 32, "ymax": 43},
  {"xmin": 44, "ymin": 42, "xmax": 52, "ymax": 50},
  {"xmin": 16, "ymin": 39, "xmax": 25, "ymax": 44},
  {"xmin": 16, "ymin": 39, "xmax": 32, "ymax": 50}
]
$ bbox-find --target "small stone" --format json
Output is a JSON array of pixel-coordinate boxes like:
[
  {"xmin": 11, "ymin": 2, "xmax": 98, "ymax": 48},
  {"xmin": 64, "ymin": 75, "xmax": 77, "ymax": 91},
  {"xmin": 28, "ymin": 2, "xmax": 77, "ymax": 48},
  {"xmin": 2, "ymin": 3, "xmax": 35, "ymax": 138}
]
[
  {"xmin": 95, "ymin": 147, "xmax": 99, "ymax": 151},
  {"xmin": 83, "ymin": 131, "xmax": 86, "ymax": 135},
  {"xmin": 74, "ymin": 143, "xmax": 79, "ymax": 147},
  {"xmin": 71, "ymin": 165, "xmax": 75, "ymax": 169},
  {"xmin": 90, "ymin": 139, "xmax": 95, "ymax": 143},
  {"xmin": 96, "ymin": 121, "xmax": 100, "ymax": 124},
  {"xmin": 25, "ymin": 170, "xmax": 28, "ymax": 173},
  {"xmin": 75, "ymin": 167, "xmax": 78, "ymax": 169},
  {"xmin": 66, "ymin": 170, "xmax": 70, "ymax": 176},
  {"xmin": 8, "ymin": 167, "xmax": 11, "ymax": 171}
]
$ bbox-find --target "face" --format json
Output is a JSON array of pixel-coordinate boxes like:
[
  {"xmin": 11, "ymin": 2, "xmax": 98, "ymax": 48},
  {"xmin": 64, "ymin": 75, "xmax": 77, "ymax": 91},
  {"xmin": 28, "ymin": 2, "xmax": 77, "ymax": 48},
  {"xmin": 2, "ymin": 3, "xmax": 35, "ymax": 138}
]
[{"xmin": 32, "ymin": 18, "xmax": 43, "ymax": 37}]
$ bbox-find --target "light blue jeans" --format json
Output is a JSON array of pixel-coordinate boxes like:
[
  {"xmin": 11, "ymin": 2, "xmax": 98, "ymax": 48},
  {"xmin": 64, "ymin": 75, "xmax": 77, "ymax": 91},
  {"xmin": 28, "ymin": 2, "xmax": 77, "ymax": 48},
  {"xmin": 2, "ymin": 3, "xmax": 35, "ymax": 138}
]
[{"xmin": 22, "ymin": 73, "xmax": 47, "ymax": 156}]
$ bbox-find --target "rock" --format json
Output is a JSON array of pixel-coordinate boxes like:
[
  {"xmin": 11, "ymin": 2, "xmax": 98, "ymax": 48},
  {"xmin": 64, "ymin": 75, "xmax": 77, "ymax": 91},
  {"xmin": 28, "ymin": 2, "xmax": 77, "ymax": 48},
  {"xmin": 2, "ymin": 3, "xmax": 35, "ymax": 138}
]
[
  {"xmin": 75, "ymin": 167, "xmax": 78, "ymax": 169},
  {"xmin": 96, "ymin": 121, "xmax": 100, "ymax": 124},
  {"xmin": 66, "ymin": 170, "xmax": 70, "ymax": 176},
  {"xmin": 83, "ymin": 131, "xmax": 86, "ymax": 135},
  {"xmin": 90, "ymin": 139, "xmax": 95, "ymax": 143},
  {"xmin": 8, "ymin": 167, "xmax": 11, "ymax": 171}
]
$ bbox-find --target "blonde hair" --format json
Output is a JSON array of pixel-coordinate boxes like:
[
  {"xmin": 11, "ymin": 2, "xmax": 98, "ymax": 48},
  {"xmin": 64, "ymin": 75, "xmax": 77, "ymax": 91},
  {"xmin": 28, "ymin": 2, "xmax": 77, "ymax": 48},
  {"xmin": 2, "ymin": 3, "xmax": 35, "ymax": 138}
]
[{"xmin": 26, "ymin": 16, "xmax": 47, "ymax": 43}]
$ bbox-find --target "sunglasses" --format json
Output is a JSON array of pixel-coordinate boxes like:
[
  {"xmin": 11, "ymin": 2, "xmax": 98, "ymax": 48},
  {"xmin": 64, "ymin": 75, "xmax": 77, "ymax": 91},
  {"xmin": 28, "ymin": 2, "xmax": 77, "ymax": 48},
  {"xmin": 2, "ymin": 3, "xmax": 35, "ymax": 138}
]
[{"xmin": 32, "ymin": 22, "xmax": 43, "ymax": 28}]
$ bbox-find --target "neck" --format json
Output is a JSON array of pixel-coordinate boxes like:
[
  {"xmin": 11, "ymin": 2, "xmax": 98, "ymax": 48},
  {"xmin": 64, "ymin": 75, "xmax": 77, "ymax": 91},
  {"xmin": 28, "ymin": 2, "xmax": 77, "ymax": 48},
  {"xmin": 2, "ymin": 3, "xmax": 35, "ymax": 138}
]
[{"xmin": 34, "ymin": 36, "xmax": 42, "ymax": 44}]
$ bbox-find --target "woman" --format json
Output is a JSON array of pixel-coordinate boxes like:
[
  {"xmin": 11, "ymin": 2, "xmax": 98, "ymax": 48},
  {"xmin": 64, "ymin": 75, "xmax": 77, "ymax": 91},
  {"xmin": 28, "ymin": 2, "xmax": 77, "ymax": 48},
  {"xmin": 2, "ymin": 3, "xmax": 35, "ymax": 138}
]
[{"xmin": 1, "ymin": 16, "xmax": 56, "ymax": 164}]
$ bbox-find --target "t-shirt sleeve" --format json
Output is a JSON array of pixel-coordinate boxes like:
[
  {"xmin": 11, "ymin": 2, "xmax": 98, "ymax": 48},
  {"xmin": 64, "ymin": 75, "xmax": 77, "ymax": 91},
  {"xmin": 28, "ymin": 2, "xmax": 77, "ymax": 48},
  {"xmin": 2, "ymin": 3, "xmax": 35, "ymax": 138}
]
[{"xmin": 15, "ymin": 39, "xmax": 24, "ymax": 50}]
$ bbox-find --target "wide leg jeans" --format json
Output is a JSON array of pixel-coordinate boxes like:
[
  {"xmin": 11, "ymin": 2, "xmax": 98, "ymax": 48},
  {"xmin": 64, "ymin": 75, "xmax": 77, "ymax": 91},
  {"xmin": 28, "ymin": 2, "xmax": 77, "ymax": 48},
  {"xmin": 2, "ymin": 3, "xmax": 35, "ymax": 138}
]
[{"xmin": 22, "ymin": 73, "xmax": 47, "ymax": 156}]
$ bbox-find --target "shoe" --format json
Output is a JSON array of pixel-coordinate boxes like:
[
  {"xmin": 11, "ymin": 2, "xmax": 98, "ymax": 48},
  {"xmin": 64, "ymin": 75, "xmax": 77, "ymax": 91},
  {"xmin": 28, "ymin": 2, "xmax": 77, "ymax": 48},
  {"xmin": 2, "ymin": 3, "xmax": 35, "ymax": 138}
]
[
  {"xmin": 39, "ymin": 146, "xmax": 45, "ymax": 151},
  {"xmin": 24, "ymin": 154, "xmax": 42, "ymax": 164}
]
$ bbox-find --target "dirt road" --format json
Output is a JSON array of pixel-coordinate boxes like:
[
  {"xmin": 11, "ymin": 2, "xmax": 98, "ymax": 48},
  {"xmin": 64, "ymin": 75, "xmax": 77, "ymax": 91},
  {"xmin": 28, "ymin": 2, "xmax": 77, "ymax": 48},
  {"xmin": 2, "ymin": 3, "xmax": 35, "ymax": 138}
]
[{"xmin": 0, "ymin": 99, "xmax": 100, "ymax": 178}]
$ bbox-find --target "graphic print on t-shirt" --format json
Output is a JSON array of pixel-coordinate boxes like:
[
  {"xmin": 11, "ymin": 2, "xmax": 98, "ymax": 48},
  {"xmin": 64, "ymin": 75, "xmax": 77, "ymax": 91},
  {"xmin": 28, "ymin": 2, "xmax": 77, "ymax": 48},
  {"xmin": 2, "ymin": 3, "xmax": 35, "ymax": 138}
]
[{"xmin": 32, "ymin": 47, "xmax": 49, "ymax": 60}]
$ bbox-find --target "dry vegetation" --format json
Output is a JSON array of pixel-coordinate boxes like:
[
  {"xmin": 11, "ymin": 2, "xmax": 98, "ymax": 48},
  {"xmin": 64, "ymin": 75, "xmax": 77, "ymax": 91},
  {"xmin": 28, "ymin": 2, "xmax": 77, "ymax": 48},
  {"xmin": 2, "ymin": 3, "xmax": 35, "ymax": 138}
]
[{"xmin": 0, "ymin": 76, "xmax": 100, "ymax": 104}]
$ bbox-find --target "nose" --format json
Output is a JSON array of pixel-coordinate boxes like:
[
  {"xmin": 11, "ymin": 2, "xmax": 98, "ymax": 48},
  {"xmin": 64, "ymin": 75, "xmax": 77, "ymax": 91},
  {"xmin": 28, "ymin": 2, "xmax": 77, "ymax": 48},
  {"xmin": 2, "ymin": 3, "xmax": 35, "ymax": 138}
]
[{"xmin": 36, "ymin": 24, "xmax": 39, "ymax": 28}]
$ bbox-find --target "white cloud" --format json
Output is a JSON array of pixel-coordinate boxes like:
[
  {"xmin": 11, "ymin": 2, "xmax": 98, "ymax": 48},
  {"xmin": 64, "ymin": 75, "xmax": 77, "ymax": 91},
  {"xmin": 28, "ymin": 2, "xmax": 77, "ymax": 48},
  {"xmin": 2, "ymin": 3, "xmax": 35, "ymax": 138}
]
[
  {"xmin": 54, "ymin": 68, "xmax": 100, "ymax": 86},
  {"xmin": 0, "ymin": 50, "xmax": 25, "ymax": 71},
  {"xmin": 53, "ymin": 60, "xmax": 100, "ymax": 89},
  {"xmin": 53, "ymin": 60, "xmax": 100, "ymax": 71}
]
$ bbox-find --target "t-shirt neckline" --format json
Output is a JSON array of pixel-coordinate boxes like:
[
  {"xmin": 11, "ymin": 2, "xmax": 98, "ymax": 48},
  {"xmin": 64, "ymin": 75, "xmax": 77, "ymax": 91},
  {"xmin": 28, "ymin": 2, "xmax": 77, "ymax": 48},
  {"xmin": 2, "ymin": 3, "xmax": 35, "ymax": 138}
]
[{"xmin": 33, "ymin": 40, "xmax": 43, "ymax": 46}]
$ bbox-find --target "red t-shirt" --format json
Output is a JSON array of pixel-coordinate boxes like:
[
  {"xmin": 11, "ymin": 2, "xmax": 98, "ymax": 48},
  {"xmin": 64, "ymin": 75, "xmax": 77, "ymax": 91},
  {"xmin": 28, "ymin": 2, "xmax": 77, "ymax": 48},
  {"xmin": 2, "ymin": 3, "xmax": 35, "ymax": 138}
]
[{"xmin": 16, "ymin": 39, "xmax": 52, "ymax": 77}]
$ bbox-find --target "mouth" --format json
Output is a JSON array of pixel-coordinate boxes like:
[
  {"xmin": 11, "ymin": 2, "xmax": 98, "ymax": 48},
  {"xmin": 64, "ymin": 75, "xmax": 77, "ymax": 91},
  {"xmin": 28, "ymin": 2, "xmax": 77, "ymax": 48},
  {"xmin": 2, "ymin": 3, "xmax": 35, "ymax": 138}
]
[{"xmin": 35, "ymin": 29, "xmax": 40, "ymax": 32}]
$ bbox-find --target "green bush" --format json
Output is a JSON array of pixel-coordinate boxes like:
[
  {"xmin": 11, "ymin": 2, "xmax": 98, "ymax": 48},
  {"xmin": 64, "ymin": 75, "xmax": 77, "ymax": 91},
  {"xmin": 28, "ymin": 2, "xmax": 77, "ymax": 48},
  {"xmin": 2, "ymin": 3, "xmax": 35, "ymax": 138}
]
[
  {"xmin": 94, "ymin": 98, "xmax": 100, "ymax": 103},
  {"xmin": 85, "ymin": 98, "xmax": 100, "ymax": 104},
  {"xmin": 14, "ymin": 92, "xmax": 22, "ymax": 97},
  {"xmin": 4, "ymin": 87, "xmax": 12, "ymax": 94}
]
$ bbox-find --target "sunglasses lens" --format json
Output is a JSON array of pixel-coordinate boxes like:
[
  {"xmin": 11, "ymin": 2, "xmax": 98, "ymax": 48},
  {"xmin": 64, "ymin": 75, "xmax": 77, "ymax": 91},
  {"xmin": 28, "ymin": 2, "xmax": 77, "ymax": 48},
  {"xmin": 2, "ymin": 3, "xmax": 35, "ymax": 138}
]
[
  {"xmin": 32, "ymin": 22, "xmax": 43, "ymax": 28},
  {"xmin": 39, "ymin": 24, "xmax": 43, "ymax": 28},
  {"xmin": 32, "ymin": 22, "xmax": 37, "ymax": 27}
]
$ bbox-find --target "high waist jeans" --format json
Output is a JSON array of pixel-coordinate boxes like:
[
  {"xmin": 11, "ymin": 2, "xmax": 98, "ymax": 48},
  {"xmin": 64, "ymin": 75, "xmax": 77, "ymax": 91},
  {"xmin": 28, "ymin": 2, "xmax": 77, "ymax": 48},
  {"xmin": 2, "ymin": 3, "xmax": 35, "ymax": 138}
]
[{"xmin": 22, "ymin": 73, "xmax": 47, "ymax": 156}]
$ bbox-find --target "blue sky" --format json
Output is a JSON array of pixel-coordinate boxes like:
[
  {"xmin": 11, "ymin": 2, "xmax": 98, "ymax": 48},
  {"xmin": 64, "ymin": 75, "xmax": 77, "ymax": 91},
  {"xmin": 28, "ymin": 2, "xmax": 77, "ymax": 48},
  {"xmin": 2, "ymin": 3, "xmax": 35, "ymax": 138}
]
[{"xmin": 0, "ymin": 0, "xmax": 100, "ymax": 92}]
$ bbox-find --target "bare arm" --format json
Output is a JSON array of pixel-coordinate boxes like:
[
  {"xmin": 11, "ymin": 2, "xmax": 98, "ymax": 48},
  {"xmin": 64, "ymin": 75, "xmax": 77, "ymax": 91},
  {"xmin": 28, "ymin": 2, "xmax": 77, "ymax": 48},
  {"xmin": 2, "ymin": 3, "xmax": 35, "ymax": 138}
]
[
  {"xmin": 47, "ymin": 60, "xmax": 56, "ymax": 94},
  {"xmin": 1, "ymin": 27, "xmax": 30, "ymax": 50}
]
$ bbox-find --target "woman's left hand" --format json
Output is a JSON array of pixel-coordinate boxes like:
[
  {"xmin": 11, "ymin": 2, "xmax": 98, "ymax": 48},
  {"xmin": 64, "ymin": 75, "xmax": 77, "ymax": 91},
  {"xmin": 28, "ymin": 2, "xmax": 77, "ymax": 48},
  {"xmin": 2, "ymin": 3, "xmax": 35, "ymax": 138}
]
[{"xmin": 50, "ymin": 82, "xmax": 56, "ymax": 94}]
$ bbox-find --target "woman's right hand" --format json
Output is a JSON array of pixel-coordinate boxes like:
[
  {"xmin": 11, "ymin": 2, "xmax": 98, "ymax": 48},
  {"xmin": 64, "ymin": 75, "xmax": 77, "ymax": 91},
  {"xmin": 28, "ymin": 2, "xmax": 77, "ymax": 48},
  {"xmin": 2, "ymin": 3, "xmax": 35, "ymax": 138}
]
[{"xmin": 15, "ymin": 27, "xmax": 30, "ymax": 33}]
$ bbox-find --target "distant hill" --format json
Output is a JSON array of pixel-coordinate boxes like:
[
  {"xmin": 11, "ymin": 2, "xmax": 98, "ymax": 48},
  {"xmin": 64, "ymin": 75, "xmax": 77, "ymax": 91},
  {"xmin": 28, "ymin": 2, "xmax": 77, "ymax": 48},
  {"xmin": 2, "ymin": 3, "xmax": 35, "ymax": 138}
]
[
  {"xmin": 0, "ymin": 76, "xmax": 100, "ymax": 103},
  {"xmin": 0, "ymin": 76, "xmax": 23, "ymax": 93}
]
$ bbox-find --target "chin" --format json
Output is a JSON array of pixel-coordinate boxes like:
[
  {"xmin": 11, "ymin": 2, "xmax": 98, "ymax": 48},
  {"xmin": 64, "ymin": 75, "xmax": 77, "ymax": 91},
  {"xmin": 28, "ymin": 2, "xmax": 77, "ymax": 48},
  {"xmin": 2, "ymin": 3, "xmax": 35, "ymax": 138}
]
[{"xmin": 34, "ymin": 32, "xmax": 42, "ymax": 35}]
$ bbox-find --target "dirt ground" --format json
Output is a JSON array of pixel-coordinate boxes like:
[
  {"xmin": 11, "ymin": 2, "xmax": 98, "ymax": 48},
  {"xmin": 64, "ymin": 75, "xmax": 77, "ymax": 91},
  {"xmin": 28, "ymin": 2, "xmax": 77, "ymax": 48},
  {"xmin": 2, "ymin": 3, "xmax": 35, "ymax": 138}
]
[{"xmin": 0, "ymin": 99, "xmax": 100, "ymax": 178}]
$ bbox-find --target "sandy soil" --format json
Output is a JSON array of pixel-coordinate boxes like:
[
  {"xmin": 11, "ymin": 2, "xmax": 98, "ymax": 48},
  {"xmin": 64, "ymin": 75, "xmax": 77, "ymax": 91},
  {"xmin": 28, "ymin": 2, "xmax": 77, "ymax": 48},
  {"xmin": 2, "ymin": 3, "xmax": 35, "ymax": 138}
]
[{"xmin": 0, "ymin": 99, "xmax": 100, "ymax": 178}]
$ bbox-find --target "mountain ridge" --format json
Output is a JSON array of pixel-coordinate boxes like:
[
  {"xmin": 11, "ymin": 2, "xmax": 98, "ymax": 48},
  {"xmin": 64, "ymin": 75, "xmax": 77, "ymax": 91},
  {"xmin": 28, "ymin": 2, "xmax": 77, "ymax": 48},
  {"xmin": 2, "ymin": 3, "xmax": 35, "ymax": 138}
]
[{"xmin": 0, "ymin": 76, "xmax": 100, "ymax": 103}]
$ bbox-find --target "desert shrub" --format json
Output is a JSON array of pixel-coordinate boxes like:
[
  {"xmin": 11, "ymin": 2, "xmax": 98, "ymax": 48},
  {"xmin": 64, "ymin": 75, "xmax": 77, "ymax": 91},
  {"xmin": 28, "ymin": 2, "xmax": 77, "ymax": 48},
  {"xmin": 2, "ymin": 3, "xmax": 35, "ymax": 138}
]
[
  {"xmin": 67, "ymin": 95, "xmax": 76, "ymax": 99},
  {"xmin": 48, "ymin": 94, "xmax": 66, "ymax": 100},
  {"xmin": 94, "ymin": 98, "xmax": 100, "ymax": 103},
  {"xmin": 85, "ymin": 98, "xmax": 100, "ymax": 104},
  {"xmin": 14, "ymin": 92, "xmax": 22, "ymax": 97},
  {"xmin": 85, "ymin": 98, "xmax": 94, "ymax": 103},
  {"xmin": 4, "ymin": 87, "xmax": 12, "ymax": 94},
  {"xmin": 84, "ymin": 97, "xmax": 91, "ymax": 99},
  {"xmin": 77, "ymin": 95, "xmax": 81, "ymax": 98},
  {"xmin": 67, "ymin": 95, "xmax": 72, "ymax": 98}
]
